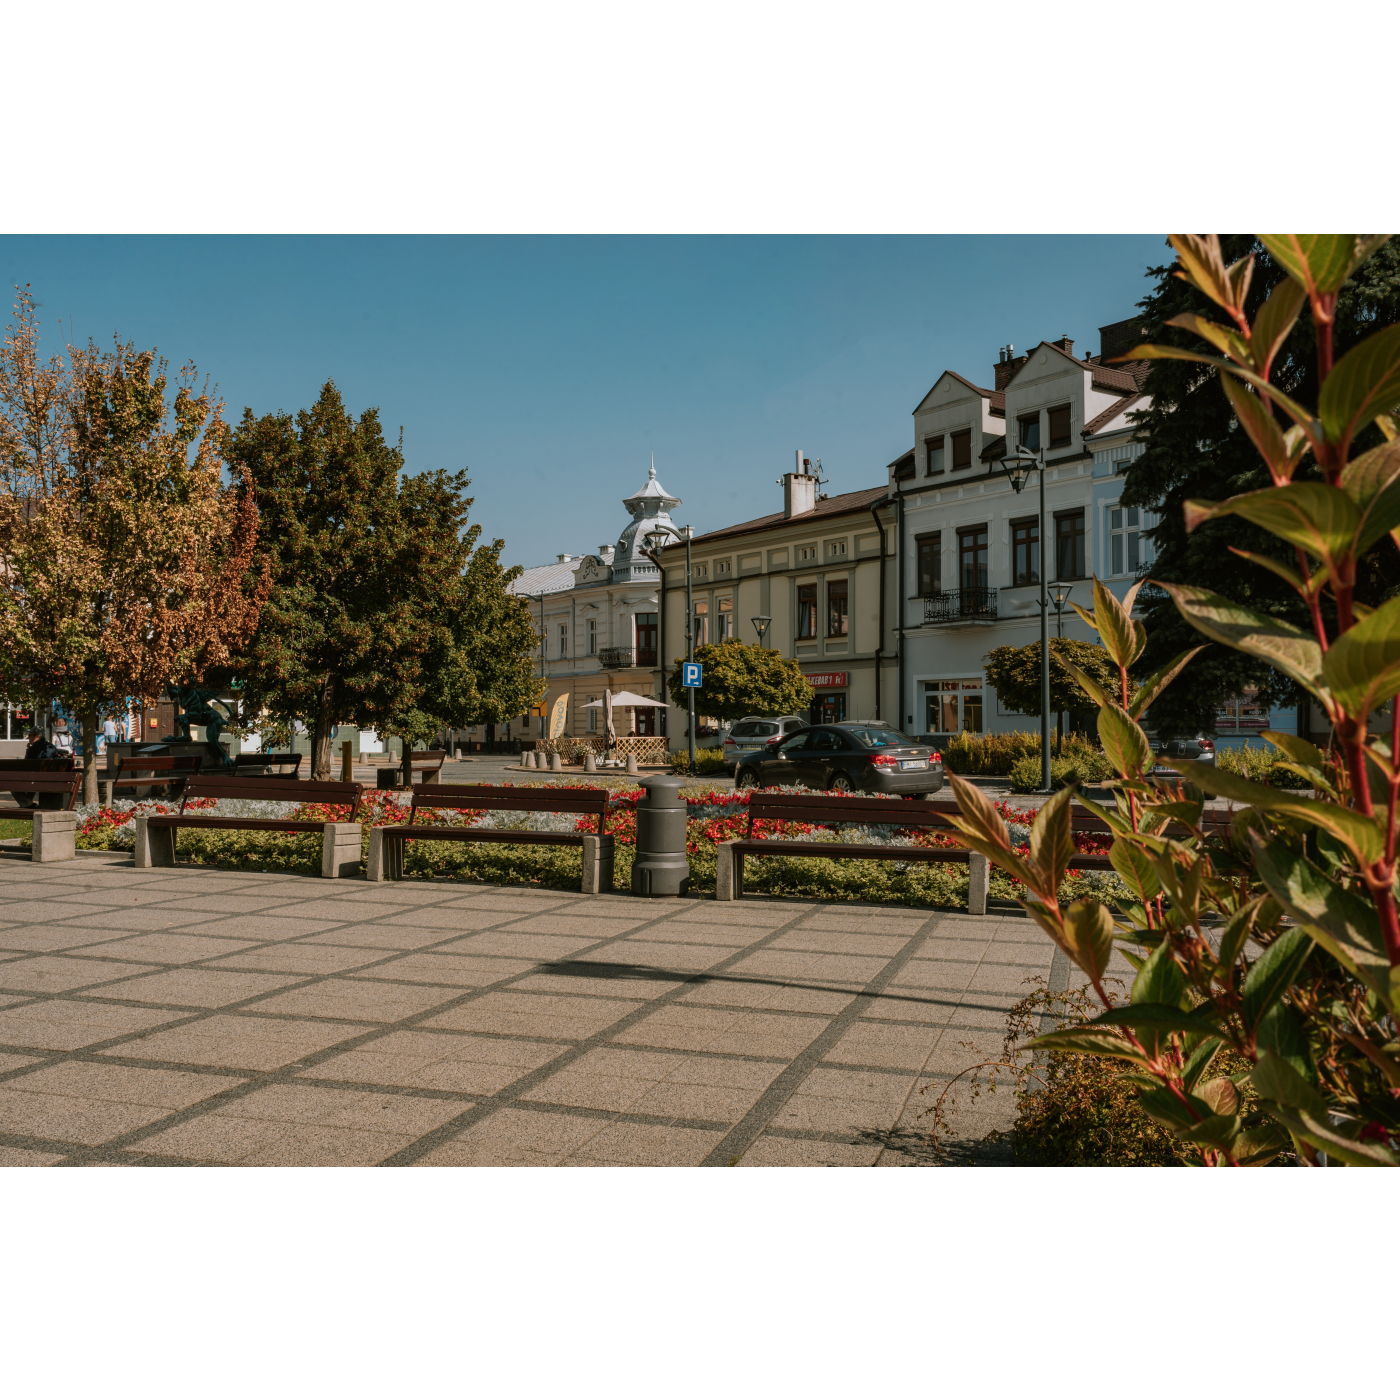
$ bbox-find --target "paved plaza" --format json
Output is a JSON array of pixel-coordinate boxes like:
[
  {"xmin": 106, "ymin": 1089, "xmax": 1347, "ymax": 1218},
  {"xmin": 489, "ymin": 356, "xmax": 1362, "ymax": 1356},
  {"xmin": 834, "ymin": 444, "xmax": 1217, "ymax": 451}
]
[{"xmin": 0, "ymin": 849, "xmax": 1062, "ymax": 1166}]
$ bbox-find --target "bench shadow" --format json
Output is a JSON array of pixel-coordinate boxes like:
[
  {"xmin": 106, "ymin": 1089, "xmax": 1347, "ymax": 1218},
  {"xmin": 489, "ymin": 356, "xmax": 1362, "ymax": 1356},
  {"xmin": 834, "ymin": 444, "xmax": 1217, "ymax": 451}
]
[{"xmin": 534, "ymin": 959, "xmax": 1017, "ymax": 1016}]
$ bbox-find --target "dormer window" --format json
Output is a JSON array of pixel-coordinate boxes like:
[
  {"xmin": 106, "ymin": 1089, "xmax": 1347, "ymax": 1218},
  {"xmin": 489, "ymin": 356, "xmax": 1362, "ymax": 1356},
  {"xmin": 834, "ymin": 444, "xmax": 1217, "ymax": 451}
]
[
  {"xmin": 925, "ymin": 436, "xmax": 944, "ymax": 475},
  {"xmin": 1048, "ymin": 404, "xmax": 1072, "ymax": 449},
  {"xmin": 951, "ymin": 429, "xmax": 972, "ymax": 471},
  {"xmin": 1018, "ymin": 414, "xmax": 1041, "ymax": 452}
]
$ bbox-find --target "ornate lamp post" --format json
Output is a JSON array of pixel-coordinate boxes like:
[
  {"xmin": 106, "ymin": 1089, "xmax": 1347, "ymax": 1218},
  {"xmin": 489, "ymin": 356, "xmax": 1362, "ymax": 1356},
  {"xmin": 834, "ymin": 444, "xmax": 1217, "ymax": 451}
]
[
  {"xmin": 751, "ymin": 615, "xmax": 772, "ymax": 648},
  {"xmin": 646, "ymin": 523, "xmax": 696, "ymax": 773},
  {"xmin": 1003, "ymin": 444, "xmax": 1052, "ymax": 794}
]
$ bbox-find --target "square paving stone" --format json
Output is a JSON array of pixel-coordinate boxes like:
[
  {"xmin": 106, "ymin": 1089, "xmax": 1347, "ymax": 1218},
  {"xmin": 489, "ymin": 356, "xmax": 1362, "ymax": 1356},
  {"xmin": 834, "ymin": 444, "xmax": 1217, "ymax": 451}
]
[
  {"xmin": 675, "ymin": 979, "xmax": 854, "ymax": 1015},
  {"xmin": 0, "ymin": 1000, "xmax": 183, "ymax": 1051},
  {"xmin": 298, "ymin": 924, "xmax": 469, "ymax": 951},
  {"xmin": 76, "ymin": 932, "xmax": 265, "ymax": 964},
  {"xmin": 739, "ymin": 1136, "xmax": 884, "ymax": 1167},
  {"xmin": 823, "ymin": 1021, "xmax": 944, "ymax": 1072},
  {"xmin": 0, "ymin": 1062, "xmax": 241, "ymax": 1146},
  {"xmin": 103, "ymin": 1013, "xmax": 374, "ymax": 1071},
  {"xmin": 414, "ymin": 1107, "xmax": 604, "ymax": 1166},
  {"xmin": 137, "ymin": 1116, "xmax": 417, "ymax": 1166},
  {"xmin": 252, "ymin": 979, "xmax": 464, "ymax": 1023},
  {"xmin": 578, "ymin": 940, "xmax": 730, "ymax": 972},
  {"xmin": 96, "ymin": 968, "xmax": 307, "ymax": 1008},
  {"xmin": 562, "ymin": 1121, "xmax": 725, "ymax": 1166},
  {"xmin": 438, "ymin": 931, "xmax": 602, "ymax": 960},
  {"xmin": 378, "ymin": 906, "xmax": 524, "ymax": 932},
  {"xmin": 0, "ymin": 956, "xmax": 164, "ymax": 994},
  {"xmin": 346, "ymin": 952, "xmax": 536, "ymax": 987},
  {"xmin": 204, "ymin": 945, "xmax": 388, "ymax": 976},
  {"xmin": 307, "ymin": 1028, "xmax": 566, "ymax": 1093},
  {"xmin": 423, "ymin": 990, "xmax": 644, "ymax": 1041},
  {"xmin": 46, "ymin": 908, "xmax": 229, "ymax": 933}
]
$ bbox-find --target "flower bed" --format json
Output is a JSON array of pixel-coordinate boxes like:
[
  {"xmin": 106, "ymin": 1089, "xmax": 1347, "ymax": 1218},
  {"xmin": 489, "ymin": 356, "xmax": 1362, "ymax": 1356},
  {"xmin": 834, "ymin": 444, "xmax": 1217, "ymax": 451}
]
[{"xmin": 63, "ymin": 780, "xmax": 1124, "ymax": 907}]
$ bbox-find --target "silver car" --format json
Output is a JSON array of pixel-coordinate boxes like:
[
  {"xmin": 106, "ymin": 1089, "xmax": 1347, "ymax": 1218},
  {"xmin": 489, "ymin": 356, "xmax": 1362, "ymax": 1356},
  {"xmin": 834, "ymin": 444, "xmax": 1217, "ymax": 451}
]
[{"xmin": 721, "ymin": 714, "xmax": 808, "ymax": 774}]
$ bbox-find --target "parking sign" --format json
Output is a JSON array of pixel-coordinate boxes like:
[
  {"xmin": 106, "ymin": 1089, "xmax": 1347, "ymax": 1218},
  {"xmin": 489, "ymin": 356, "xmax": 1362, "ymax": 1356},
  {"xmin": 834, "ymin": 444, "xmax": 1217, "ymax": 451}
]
[{"xmin": 682, "ymin": 661, "xmax": 702, "ymax": 688}]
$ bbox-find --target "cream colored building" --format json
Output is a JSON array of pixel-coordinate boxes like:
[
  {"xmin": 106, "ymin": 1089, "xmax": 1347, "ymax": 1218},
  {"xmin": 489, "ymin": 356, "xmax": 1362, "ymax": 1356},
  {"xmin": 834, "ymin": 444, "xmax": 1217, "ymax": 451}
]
[{"xmin": 656, "ymin": 456, "xmax": 892, "ymax": 738}]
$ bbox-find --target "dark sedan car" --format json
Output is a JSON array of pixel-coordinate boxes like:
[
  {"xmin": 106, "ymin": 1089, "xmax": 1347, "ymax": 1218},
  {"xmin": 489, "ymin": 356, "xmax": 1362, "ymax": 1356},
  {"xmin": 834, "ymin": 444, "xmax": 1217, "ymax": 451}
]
[{"xmin": 735, "ymin": 723, "xmax": 944, "ymax": 797}]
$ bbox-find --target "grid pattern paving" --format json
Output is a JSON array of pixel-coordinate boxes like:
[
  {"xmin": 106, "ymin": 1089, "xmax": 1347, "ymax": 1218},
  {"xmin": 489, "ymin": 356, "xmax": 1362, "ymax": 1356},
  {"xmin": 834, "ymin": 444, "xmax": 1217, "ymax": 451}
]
[{"xmin": 0, "ymin": 851, "xmax": 1056, "ymax": 1166}]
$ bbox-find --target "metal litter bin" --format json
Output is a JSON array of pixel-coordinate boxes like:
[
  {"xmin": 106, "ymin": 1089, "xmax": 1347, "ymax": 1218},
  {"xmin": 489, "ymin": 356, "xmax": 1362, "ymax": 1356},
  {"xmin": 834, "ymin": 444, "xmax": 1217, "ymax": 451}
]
[{"xmin": 631, "ymin": 773, "xmax": 690, "ymax": 897}]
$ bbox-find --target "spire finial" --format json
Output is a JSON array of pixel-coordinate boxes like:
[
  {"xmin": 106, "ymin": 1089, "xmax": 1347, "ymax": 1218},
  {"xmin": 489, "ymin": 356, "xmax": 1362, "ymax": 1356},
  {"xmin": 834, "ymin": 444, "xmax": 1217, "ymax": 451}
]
[{"xmin": 649, "ymin": 453, "xmax": 656, "ymax": 480}]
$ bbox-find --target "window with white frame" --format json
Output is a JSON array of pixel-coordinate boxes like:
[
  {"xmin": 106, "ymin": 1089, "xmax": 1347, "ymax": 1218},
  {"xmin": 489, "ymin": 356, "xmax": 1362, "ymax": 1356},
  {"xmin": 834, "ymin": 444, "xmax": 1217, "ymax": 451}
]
[{"xmin": 1107, "ymin": 502, "xmax": 1153, "ymax": 576}]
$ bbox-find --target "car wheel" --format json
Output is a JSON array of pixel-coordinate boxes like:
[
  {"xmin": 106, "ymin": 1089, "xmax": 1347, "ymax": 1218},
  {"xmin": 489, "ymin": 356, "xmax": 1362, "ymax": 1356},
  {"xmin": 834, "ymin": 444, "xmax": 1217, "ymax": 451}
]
[
  {"xmin": 735, "ymin": 767, "xmax": 759, "ymax": 791},
  {"xmin": 829, "ymin": 771, "xmax": 853, "ymax": 793}
]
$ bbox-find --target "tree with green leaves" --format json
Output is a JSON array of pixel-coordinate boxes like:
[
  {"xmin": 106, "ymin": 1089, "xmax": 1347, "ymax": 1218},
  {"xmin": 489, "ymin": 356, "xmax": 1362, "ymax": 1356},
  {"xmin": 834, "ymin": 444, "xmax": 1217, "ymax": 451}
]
[
  {"xmin": 946, "ymin": 235, "xmax": 1400, "ymax": 1167},
  {"xmin": 983, "ymin": 638, "xmax": 1122, "ymax": 747},
  {"xmin": 1123, "ymin": 236, "xmax": 1400, "ymax": 737},
  {"xmin": 0, "ymin": 290, "xmax": 267, "ymax": 803},
  {"xmin": 228, "ymin": 382, "xmax": 486, "ymax": 779},
  {"xmin": 377, "ymin": 540, "xmax": 543, "ymax": 782},
  {"xmin": 665, "ymin": 640, "xmax": 813, "ymax": 725}
]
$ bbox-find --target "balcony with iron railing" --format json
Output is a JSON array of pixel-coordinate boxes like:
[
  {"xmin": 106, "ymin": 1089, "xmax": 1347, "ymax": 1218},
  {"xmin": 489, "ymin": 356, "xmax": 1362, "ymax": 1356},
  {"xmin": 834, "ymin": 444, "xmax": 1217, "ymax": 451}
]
[
  {"xmin": 597, "ymin": 646, "xmax": 658, "ymax": 670},
  {"xmin": 924, "ymin": 587, "xmax": 998, "ymax": 625}
]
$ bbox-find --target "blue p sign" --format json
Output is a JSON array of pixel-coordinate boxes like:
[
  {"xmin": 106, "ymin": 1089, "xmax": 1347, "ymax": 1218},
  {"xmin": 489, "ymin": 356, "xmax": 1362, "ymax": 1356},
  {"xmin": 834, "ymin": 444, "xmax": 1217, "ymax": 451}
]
[{"xmin": 682, "ymin": 661, "xmax": 702, "ymax": 688}]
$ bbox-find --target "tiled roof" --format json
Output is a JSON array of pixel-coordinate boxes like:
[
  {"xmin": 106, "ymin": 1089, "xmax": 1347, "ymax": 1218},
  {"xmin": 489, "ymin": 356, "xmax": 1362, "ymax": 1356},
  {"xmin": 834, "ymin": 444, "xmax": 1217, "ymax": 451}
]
[
  {"xmin": 979, "ymin": 434, "xmax": 1008, "ymax": 463},
  {"xmin": 1089, "ymin": 362, "xmax": 1142, "ymax": 394},
  {"xmin": 507, "ymin": 558, "xmax": 580, "ymax": 596},
  {"xmin": 667, "ymin": 484, "xmax": 890, "ymax": 551},
  {"xmin": 1083, "ymin": 393, "xmax": 1145, "ymax": 437}
]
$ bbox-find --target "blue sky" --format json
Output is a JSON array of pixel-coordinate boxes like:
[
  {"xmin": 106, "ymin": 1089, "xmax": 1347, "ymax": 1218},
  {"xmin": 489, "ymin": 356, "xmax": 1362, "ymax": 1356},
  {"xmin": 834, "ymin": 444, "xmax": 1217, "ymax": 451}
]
[{"xmin": 0, "ymin": 235, "xmax": 1168, "ymax": 569}]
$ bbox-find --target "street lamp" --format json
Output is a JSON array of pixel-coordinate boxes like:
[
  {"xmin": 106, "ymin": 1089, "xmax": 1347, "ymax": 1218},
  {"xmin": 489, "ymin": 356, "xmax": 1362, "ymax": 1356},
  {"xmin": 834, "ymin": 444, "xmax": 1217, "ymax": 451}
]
[
  {"xmin": 1050, "ymin": 584, "xmax": 1074, "ymax": 756},
  {"xmin": 1003, "ymin": 443, "xmax": 1052, "ymax": 794},
  {"xmin": 645, "ymin": 522, "xmax": 697, "ymax": 773},
  {"xmin": 751, "ymin": 615, "xmax": 772, "ymax": 647}
]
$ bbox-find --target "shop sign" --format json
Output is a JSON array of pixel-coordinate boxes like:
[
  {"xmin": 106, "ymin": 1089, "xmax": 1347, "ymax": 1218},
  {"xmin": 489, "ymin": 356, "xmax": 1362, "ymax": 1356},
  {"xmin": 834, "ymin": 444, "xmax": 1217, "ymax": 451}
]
[{"xmin": 803, "ymin": 671, "xmax": 848, "ymax": 688}]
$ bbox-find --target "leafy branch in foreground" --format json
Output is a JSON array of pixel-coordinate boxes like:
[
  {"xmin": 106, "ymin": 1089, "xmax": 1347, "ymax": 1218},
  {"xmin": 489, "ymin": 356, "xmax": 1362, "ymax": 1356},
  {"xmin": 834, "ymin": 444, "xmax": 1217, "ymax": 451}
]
[{"xmin": 943, "ymin": 235, "xmax": 1399, "ymax": 1166}]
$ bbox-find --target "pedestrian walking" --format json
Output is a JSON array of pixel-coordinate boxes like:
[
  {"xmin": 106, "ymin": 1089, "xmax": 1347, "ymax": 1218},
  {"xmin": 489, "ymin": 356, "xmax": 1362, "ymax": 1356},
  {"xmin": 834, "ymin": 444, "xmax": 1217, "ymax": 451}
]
[{"xmin": 101, "ymin": 716, "xmax": 118, "ymax": 755}]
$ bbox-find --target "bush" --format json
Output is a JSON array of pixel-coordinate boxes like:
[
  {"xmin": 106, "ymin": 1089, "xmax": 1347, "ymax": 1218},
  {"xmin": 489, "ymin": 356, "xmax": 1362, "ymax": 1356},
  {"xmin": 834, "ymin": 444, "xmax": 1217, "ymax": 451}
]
[
  {"xmin": 669, "ymin": 748, "xmax": 727, "ymax": 775},
  {"xmin": 1007, "ymin": 750, "xmax": 1115, "ymax": 793},
  {"xmin": 1215, "ymin": 739, "xmax": 1312, "ymax": 789},
  {"xmin": 944, "ymin": 729, "xmax": 1107, "ymax": 777}
]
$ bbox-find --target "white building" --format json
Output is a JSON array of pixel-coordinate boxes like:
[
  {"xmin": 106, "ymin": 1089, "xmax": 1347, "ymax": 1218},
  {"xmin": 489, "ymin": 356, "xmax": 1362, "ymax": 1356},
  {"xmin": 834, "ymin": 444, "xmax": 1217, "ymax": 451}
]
[
  {"xmin": 890, "ymin": 321, "xmax": 1296, "ymax": 745},
  {"xmin": 501, "ymin": 464, "xmax": 680, "ymax": 745}
]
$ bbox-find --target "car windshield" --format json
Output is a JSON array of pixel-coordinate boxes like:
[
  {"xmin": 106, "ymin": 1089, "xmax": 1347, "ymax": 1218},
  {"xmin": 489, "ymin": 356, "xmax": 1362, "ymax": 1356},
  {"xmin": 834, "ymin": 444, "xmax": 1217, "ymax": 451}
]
[
  {"xmin": 730, "ymin": 721, "xmax": 779, "ymax": 738},
  {"xmin": 845, "ymin": 727, "xmax": 919, "ymax": 748}
]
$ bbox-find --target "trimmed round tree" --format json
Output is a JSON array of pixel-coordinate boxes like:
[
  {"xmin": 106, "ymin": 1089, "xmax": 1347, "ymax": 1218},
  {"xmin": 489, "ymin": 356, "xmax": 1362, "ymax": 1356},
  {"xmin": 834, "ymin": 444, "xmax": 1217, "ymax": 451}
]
[
  {"xmin": 665, "ymin": 640, "xmax": 814, "ymax": 726},
  {"xmin": 983, "ymin": 638, "xmax": 1121, "ymax": 750}
]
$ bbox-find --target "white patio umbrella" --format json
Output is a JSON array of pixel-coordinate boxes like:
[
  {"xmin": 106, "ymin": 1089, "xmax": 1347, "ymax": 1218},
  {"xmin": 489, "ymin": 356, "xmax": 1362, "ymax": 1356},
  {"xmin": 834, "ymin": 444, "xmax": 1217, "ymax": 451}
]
[{"xmin": 582, "ymin": 691, "xmax": 668, "ymax": 708}]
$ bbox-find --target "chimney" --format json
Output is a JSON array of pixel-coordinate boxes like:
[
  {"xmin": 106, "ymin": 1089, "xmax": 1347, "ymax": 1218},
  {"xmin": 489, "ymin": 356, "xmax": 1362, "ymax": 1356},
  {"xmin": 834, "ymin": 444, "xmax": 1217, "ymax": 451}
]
[
  {"xmin": 784, "ymin": 449, "xmax": 816, "ymax": 518},
  {"xmin": 994, "ymin": 344, "xmax": 1027, "ymax": 392},
  {"xmin": 1054, "ymin": 335, "xmax": 1075, "ymax": 356}
]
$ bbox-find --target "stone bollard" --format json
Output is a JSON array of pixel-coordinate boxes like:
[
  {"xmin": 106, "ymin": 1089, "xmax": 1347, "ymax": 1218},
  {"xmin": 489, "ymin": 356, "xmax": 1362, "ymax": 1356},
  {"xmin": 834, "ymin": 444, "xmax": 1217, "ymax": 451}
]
[
  {"xmin": 32, "ymin": 810, "xmax": 78, "ymax": 863},
  {"xmin": 626, "ymin": 754, "xmax": 639, "ymax": 775},
  {"xmin": 321, "ymin": 822, "xmax": 362, "ymax": 879},
  {"xmin": 967, "ymin": 852, "xmax": 990, "ymax": 915},
  {"xmin": 583, "ymin": 752, "xmax": 597, "ymax": 774},
  {"xmin": 522, "ymin": 750, "xmax": 535, "ymax": 769},
  {"xmin": 631, "ymin": 773, "xmax": 690, "ymax": 896},
  {"xmin": 133, "ymin": 814, "xmax": 176, "ymax": 868},
  {"xmin": 550, "ymin": 752, "xmax": 562, "ymax": 772},
  {"xmin": 714, "ymin": 840, "xmax": 740, "ymax": 901},
  {"xmin": 581, "ymin": 832, "xmax": 616, "ymax": 893}
]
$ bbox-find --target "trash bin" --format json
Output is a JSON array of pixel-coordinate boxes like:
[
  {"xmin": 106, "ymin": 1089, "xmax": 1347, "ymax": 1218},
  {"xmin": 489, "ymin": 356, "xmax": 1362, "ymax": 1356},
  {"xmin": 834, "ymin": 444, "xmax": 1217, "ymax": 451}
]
[{"xmin": 631, "ymin": 774, "xmax": 690, "ymax": 897}]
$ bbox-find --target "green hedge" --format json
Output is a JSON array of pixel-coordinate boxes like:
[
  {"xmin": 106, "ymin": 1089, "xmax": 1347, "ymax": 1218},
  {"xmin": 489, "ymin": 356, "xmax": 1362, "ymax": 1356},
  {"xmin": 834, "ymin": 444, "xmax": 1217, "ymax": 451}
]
[{"xmin": 943, "ymin": 729, "xmax": 1108, "ymax": 777}]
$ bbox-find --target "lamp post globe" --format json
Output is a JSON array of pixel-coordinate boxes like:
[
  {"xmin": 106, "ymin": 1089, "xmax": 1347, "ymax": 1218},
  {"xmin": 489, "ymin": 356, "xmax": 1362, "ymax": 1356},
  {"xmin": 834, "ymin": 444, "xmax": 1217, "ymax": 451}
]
[{"xmin": 751, "ymin": 615, "xmax": 772, "ymax": 647}]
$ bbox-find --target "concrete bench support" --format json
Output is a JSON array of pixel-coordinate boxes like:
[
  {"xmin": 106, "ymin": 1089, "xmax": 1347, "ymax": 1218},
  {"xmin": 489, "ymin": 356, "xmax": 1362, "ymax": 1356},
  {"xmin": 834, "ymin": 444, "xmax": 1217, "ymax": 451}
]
[
  {"xmin": 715, "ymin": 840, "xmax": 739, "ymax": 901},
  {"xmin": 133, "ymin": 815, "xmax": 176, "ymax": 869},
  {"xmin": 365, "ymin": 826, "xmax": 401, "ymax": 882},
  {"xmin": 32, "ymin": 811, "xmax": 78, "ymax": 863},
  {"xmin": 321, "ymin": 822, "xmax": 363, "ymax": 879},
  {"xmin": 581, "ymin": 833, "xmax": 615, "ymax": 895},
  {"xmin": 967, "ymin": 851, "xmax": 989, "ymax": 915}
]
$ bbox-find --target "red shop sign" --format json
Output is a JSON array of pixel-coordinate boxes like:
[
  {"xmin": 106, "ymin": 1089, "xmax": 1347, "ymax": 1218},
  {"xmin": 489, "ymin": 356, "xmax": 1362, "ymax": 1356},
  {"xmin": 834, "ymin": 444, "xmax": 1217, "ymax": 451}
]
[{"xmin": 804, "ymin": 672, "xmax": 848, "ymax": 688}]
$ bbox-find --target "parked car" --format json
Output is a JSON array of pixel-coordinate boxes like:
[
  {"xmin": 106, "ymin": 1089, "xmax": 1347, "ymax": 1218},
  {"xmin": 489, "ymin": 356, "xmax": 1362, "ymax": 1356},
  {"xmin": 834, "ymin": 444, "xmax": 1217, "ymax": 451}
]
[
  {"xmin": 1156, "ymin": 736, "xmax": 1217, "ymax": 768},
  {"xmin": 735, "ymin": 723, "xmax": 944, "ymax": 797},
  {"xmin": 721, "ymin": 714, "xmax": 809, "ymax": 774}
]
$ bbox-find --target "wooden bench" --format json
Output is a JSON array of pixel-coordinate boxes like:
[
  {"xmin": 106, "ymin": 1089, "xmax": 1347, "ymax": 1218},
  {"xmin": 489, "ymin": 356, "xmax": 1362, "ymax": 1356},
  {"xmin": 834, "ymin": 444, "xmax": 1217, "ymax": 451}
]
[
  {"xmin": 715, "ymin": 792, "xmax": 1116, "ymax": 913},
  {"xmin": 0, "ymin": 771, "xmax": 84, "ymax": 862},
  {"xmin": 106, "ymin": 753, "xmax": 204, "ymax": 803},
  {"xmin": 233, "ymin": 752, "xmax": 304, "ymax": 779},
  {"xmin": 366, "ymin": 784, "xmax": 614, "ymax": 892},
  {"xmin": 133, "ymin": 775, "xmax": 365, "ymax": 878}
]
